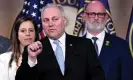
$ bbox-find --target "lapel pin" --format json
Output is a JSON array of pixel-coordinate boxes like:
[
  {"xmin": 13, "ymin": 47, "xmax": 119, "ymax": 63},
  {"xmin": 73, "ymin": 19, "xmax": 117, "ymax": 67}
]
[
  {"xmin": 69, "ymin": 44, "xmax": 72, "ymax": 46},
  {"xmin": 105, "ymin": 40, "xmax": 110, "ymax": 47}
]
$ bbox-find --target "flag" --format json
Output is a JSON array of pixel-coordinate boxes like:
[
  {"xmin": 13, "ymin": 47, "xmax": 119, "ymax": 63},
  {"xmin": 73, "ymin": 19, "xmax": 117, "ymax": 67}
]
[
  {"xmin": 73, "ymin": 0, "xmax": 89, "ymax": 36},
  {"xmin": 100, "ymin": 0, "xmax": 116, "ymax": 35},
  {"xmin": 73, "ymin": 0, "xmax": 116, "ymax": 36},
  {"xmin": 12, "ymin": 0, "xmax": 53, "ymax": 39},
  {"xmin": 126, "ymin": 7, "xmax": 133, "ymax": 57}
]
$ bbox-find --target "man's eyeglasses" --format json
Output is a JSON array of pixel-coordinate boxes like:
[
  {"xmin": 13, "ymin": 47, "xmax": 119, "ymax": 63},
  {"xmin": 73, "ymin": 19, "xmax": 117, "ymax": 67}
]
[{"xmin": 85, "ymin": 12, "xmax": 106, "ymax": 18}]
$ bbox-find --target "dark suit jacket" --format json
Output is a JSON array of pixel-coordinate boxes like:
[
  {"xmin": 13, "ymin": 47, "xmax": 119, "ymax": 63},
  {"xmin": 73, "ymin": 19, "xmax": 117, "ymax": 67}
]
[
  {"xmin": 0, "ymin": 36, "xmax": 11, "ymax": 54},
  {"xmin": 16, "ymin": 34, "xmax": 105, "ymax": 80},
  {"xmin": 84, "ymin": 33, "xmax": 133, "ymax": 80}
]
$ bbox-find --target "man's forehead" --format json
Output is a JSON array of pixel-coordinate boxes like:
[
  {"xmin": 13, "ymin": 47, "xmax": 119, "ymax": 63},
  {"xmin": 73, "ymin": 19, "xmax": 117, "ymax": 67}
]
[
  {"xmin": 86, "ymin": 1, "xmax": 105, "ymax": 10},
  {"xmin": 43, "ymin": 7, "xmax": 61, "ymax": 15},
  {"xmin": 86, "ymin": 3, "xmax": 105, "ymax": 12}
]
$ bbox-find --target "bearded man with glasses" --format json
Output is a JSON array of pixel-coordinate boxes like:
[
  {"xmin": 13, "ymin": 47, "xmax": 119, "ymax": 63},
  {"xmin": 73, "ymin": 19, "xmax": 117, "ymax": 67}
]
[{"xmin": 82, "ymin": 0, "xmax": 133, "ymax": 80}]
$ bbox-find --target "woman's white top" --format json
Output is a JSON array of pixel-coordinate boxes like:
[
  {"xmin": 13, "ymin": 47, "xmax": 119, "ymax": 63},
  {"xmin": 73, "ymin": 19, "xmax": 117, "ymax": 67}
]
[{"xmin": 0, "ymin": 52, "xmax": 17, "ymax": 80}]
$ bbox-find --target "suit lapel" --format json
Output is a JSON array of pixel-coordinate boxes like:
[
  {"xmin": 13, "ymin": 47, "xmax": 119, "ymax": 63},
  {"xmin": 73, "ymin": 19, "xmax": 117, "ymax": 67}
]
[
  {"xmin": 64, "ymin": 34, "xmax": 76, "ymax": 75},
  {"xmin": 99, "ymin": 33, "xmax": 112, "ymax": 59},
  {"xmin": 41, "ymin": 37, "xmax": 54, "ymax": 55}
]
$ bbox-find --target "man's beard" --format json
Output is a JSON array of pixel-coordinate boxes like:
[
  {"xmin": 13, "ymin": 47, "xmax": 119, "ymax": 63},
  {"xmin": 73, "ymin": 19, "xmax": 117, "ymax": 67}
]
[{"xmin": 85, "ymin": 21, "xmax": 105, "ymax": 33}]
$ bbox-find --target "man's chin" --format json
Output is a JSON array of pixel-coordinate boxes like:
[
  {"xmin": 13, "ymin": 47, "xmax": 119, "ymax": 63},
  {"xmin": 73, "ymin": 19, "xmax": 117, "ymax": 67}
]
[{"xmin": 89, "ymin": 28, "xmax": 103, "ymax": 33}]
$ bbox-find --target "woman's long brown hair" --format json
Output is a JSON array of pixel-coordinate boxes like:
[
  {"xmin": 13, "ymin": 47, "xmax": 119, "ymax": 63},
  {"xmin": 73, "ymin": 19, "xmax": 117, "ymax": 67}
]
[{"xmin": 9, "ymin": 16, "xmax": 39, "ymax": 67}]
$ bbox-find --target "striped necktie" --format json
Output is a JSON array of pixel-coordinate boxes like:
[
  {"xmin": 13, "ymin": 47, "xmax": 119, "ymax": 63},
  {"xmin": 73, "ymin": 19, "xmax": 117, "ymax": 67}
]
[{"xmin": 92, "ymin": 37, "xmax": 99, "ymax": 55}]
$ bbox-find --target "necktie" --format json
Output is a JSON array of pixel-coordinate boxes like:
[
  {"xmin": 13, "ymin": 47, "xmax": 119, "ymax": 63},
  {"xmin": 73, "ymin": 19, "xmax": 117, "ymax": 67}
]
[
  {"xmin": 92, "ymin": 37, "xmax": 99, "ymax": 55},
  {"xmin": 53, "ymin": 40, "xmax": 64, "ymax": 75}
]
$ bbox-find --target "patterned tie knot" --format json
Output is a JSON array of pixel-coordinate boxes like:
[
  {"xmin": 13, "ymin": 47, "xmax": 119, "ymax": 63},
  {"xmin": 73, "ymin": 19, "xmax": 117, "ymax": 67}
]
[
  {"xmin": 53, "ymin": 40, "xmax": 60, "ymax": 45},
  {"xmin": 92, "ymin": 37, "xmax": 98, "ymax": 42}
]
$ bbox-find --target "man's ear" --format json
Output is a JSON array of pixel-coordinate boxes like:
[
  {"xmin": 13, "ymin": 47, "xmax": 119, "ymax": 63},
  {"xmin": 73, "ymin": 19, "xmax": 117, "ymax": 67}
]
[
  {"xmin": 82, "ymin": 12, "xmax": 87, "ymax": 22},
  {"xmin": 63, "ymin": 17, "xmax": 68, "ymax": 27},
  {"xmin": 104, "ymin": 13, "xmax": 109, "ymax": 21}
]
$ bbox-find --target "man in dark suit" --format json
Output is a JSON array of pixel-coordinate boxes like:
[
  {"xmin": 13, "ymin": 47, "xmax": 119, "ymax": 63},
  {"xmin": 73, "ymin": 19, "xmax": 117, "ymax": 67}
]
[
  {"xmin": 0, "ymin": 36, "xmax": 11, "ymax": 54},
  {"xmin": 15, "ymin": 3, "xmax": 105, "ymax": 80},
  {"xmin": 82, "ymin": 1, "xmax": 133, "ymax": 80}
]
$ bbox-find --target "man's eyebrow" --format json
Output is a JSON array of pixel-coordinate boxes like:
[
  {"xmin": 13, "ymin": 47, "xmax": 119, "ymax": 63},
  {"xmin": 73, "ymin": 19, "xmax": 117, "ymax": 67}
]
[{"xmin": 42, "ymin": 18, "xmax": 48, "ymax": 20}]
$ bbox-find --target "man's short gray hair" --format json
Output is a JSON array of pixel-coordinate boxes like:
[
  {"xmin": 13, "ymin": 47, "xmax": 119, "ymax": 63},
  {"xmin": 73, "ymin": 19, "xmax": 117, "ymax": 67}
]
[{"xmin": 41, "ymin": 3, "xmax": 65, "ymax": 19}]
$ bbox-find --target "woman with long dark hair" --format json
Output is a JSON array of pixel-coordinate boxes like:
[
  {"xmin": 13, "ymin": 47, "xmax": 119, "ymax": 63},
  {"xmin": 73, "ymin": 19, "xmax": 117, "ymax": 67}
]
[{"xmin": 0, "ymin": 16, "xmax": 39, "ymax": 80}]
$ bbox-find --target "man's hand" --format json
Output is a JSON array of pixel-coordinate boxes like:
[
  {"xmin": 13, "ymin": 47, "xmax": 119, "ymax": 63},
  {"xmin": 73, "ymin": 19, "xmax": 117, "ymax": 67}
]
[{"xmin": 27, "ymin": 41, "xmax": 42, "ymax": 63}]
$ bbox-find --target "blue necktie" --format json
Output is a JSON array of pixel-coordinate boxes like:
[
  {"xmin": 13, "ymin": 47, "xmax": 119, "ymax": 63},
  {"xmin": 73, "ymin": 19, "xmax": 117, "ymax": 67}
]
[
  {"xmin": 92, "ymin": 37, "xmax": 99, "ymax": 55},
  {"xmin": 53, "ymin": 40, "xmax": 64, "ymax": 75}
]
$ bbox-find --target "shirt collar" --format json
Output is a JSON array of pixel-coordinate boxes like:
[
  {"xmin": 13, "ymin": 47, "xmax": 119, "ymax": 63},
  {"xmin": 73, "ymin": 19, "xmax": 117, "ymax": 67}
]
[
  {"xmin": 49, "ymin": 33, "xmax": 66, "ymax": 46},
  {"xmin": 86, "ymin": 30, "xmax": 105, "ymax": 42}
]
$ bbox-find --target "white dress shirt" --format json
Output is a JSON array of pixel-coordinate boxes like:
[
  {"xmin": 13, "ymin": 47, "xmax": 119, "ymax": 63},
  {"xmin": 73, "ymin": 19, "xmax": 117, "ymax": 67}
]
[
  {"xmin": 49, "ymin": 33, "xmax": 66, "ymax": 59},
  {"xmin": 86, "ymin": 30, "xmax": 105, "ymax": 56}
]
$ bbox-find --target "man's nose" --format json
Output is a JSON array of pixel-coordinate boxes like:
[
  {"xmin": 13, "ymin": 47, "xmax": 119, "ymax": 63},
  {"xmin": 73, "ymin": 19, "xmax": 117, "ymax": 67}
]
[
  {"xmin": 94, "ymin": 15, "xmax": 99, "ymax": 20},
  {"xmin": 49, "ymin": 20, "xmax": 54, "ymax": 27}
]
